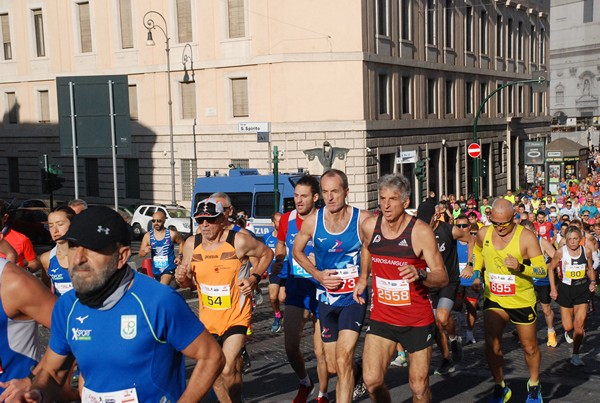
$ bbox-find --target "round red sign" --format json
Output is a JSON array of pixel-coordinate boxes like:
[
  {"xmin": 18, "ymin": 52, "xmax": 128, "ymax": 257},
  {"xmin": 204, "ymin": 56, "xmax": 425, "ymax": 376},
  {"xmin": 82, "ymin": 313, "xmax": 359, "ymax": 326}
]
[{"xmin": 468, "ymin": 143, "xmax": 481, "ymax": 158}]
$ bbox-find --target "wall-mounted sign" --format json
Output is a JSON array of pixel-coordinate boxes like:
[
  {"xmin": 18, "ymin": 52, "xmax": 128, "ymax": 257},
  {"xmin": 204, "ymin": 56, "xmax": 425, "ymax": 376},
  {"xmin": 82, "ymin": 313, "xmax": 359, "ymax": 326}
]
[{"xmin": 524, "ymin": 141, "xmax": 545, "ymax": 165}]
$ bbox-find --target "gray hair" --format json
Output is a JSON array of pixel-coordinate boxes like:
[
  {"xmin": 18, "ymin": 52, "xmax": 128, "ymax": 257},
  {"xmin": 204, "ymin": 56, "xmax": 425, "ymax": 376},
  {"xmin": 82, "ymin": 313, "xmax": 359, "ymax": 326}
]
[
  {"xmin": 210, "ymin": 192, "xmax": 232, "ymax": 208},
  {"xmin": 377, "ymin": 174, "xmax": 411, "ymax": 201}
]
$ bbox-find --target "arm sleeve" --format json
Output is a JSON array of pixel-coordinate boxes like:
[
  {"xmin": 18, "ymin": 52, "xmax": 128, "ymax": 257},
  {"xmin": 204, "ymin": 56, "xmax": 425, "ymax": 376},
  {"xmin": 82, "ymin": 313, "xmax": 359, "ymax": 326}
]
[
  {"xmin": 474, "ymin": 243, "xmax": 484, "ymax": 272},
  {"xmin": 521, "ymin": 254, "xmax": 548, "ymax": 279}
]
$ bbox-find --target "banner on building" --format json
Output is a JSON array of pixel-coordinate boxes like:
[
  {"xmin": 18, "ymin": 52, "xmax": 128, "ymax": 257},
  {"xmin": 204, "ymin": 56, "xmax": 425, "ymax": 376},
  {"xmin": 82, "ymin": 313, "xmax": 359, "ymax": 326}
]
[{"xmin": 524, "ymin": 141, "xmax": 545, "ymax": 165}]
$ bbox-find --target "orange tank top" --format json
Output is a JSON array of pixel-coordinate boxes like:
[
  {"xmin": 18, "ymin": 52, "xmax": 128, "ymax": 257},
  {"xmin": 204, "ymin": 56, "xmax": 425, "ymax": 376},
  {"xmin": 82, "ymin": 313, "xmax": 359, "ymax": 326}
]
[{"xmin": 191, "ymin": 231, "xmax": 252, "ymax": 336}]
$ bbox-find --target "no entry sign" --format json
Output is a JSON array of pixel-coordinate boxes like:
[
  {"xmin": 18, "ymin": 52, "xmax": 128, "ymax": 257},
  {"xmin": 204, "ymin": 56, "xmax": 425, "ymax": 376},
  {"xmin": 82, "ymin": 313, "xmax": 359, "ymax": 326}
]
[{"xmin": 468, "ymin": 143, "xmax": 481, "ymax": 158}]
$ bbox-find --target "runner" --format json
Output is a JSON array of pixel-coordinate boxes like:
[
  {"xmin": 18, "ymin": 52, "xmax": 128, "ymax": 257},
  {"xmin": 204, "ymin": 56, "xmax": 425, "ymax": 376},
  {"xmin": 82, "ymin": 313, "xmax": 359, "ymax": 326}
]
[
  {"xmin": 354, "ymin": 173, "xmax": 448, "ymax": 402},
  {"xmin": 548, "ymin": 226, "xmax": 597, "ymax": 366},
  {"xmin": 474, "ymin": 198, "xmax": 547, "ymax": 403},
  {"xmin": 416, "ymin": 201, "xmax": 474, "ymax": 375},
  {"xmin": 67, "ymin": 199, "xmax": 88, "ymax": 214},
  {"xmin": 263, "ymin": 212, "xmax": 287, "ymax": 333},
  {"xmin": 40, "ymin": 206, "xmax": 76, "ymax": 296},
  {"xmin": 293, "ymin": 169, "xmax": 371, "ymax": 403},
  {"xmin": 275, "ymin": 174, "xmax": 330, "ymax": 403},
  {"xmin": 22, "ymin": 206, "xmax": 225, "ymax": 402},
  {"xmin": 138, "ymin": 209, "xmax": 184, "ymax": 286},
  {"xmin": 176, "ymin": 198, "xmax": 272, "ymax": 402}
]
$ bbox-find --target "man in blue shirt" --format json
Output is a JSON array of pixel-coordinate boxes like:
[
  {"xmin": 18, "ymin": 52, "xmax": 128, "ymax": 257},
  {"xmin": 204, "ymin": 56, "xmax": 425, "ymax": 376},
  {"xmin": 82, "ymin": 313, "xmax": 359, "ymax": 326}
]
[{"xmin": 22, "ymin": 207, "xmax": 224, "ymax": 402}]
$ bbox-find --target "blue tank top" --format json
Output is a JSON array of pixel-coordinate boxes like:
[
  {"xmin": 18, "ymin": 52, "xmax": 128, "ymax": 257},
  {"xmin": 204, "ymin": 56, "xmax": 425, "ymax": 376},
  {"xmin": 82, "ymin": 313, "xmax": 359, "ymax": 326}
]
[
  {"xmin": 313, "ymin": 207, "xmax": 364, "ymax": 306},
  {"xmin": 150, "ymin": 228, "xmax": 176, "ymax": 275},
  {"xmin": 263, "ymin": 231, "xmax": 288, "ymax": 278},
  {"xmin": 286, "ymin": 210, "xmax": 318, "ymax": 283},
  {"xmin": 48, "ymin": 246, "xmax": 73, "ymax": 296},
  {"xmin": 457, "ymin": 241, "xmax": 474, "ymax": 286},
  {"xmin": 0, "ymin": 259, "xmax": 39, "ymax": 392},
  {"xmin": 533, "ymin": 236, "xmax": 551, "ymax": 286}
]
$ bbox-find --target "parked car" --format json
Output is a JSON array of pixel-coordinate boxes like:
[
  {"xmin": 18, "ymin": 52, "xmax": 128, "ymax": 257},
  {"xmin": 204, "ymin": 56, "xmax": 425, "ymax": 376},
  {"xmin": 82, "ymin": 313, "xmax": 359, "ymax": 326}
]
[{"xmin": 130, "ymin": 204, "xmax": 191, "ymax": 239}]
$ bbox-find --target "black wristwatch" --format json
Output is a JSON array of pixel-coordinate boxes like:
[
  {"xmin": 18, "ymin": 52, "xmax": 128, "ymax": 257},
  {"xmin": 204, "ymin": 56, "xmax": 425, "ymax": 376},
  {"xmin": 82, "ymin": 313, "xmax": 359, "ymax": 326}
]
[{"xmin": 417, "ymin": 270, "xmax": 428, "ymax": 282}]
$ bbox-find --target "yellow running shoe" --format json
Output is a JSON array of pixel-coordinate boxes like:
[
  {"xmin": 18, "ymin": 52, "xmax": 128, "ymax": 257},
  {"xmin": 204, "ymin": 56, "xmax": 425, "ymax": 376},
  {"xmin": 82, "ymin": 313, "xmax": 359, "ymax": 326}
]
[{"xmin": 547, "ymin": 330, "xmax": 557, "ymax": 348}]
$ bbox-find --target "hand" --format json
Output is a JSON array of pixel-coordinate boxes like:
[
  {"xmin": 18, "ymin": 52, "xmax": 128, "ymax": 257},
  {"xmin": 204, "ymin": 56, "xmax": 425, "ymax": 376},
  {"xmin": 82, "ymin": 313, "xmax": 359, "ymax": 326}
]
[
  {"xmin": 504, "ymin": 254, "xmax": 521, "ymax": 271},
  {"xmin": 23, "ymin": 390, "xmax": 44, "ymax": 403},
  {"xmin": 0, "ymin": 378, "xmax": 31, "ymax": 402},
  {"xmin": 397, "ymin": 264, "xmax": 420, "ymax": 283},
  {"xmin": 318, "ymin": 269, "xmax": 343, "ymax": 290},
  {"xmin": 144, "ymin": 245, "xmax": 152, "ymax": 254},
  {"xmin": 550, "ymin": 288, "xmax": 558, "ymax": 300},
  {"xmin": 460, "ymin": 265, "xmax": 474, "ymax": 279},
  {"xmin": 472, "ymin": 277, "xmax": 481, "ymax": 292},
  {"xmin": 590, "ymin": 282, "xmax": 597, "ymax": 293},
  {"xmin": 238, "ymin": 278, "xmax": 253, "ymax": 296},
  {"xmin": 174, "ymin": 254, "xmax": 183, "ymax": 265},
  {"xmin": 353, "ymin": 278, "xmax": 368, "ymax": 305},
  {"xmin": 174, "ymin": 263, "xmax": 190, "ymax": 284}
]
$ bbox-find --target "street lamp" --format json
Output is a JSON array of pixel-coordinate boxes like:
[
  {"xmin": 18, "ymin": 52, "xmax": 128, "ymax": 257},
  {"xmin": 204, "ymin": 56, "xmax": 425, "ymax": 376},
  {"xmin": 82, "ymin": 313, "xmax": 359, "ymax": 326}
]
[{"xmin": 143, "ymin": 10, "xmax": 176, "ymax": 205}]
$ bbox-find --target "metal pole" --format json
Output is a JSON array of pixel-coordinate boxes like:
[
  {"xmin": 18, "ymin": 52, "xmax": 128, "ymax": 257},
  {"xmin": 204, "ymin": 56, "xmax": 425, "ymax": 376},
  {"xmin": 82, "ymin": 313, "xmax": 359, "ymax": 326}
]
[
  {"xmin": 273, "ymin": 145, "xmax": 279, "ymax": 212},
  {"xmin": 68, "ymin": 82, "xmax": 79, "ymax": 199},
  {"xmin": 108, "ymin": 80, "xmax": 119, "ymax": 210}
]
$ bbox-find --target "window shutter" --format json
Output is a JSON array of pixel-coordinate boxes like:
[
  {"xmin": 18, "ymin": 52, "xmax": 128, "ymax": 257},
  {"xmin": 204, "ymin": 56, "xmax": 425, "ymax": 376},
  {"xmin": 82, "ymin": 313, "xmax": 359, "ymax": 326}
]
[
  {"xmin": 7, "ymin": 92, "xmax": 17, "ymax": 123},
  {"xmin": 176, "ymin": 0, "xmax": 192, "ymax": 43},
  {"xmin": 232, "ymin": 78, "xmax": 248, "ymax": 117},
  {"xmin": 119, "ymin": 0, "xmax": 133, "ymax": 49},
  {"xmin": 78, "ymin": 2, "xmax": 92, "ymax": 53},
  {"xmin": 128, "ymin": 85, "xmax": 138, "ymax": 120},
  {"xmin": 40, "ymin": 90, "xmax": 50, "ymax": 122},
  {"xmin": 228, "ymin": 0, "xmax": 245, "ymax": 38},
  {"xmin": 1, "ymin": 14, "xmax": 11, "ymax": 60},
  {"xmin": 181, "ymin": 82, "xmax": 196, "ymax": 119}
]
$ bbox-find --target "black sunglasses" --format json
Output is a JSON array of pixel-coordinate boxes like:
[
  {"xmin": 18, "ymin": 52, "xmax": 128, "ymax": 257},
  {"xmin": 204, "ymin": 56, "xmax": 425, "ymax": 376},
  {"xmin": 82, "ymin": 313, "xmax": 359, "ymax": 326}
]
[
  {"xmin": 456, "ymin": 224, "xmax": 469, "ymax": 228},
  {"xmin": 151, "ymin": 219, "xmax": 164, "ymax": 223},
  {"xmin": 470, "ymin": 231, "xmax": 478, "ymax": 235},
  {"xmin": 195, "ymin": 216, "xmax": 219, "ymax": 224}
]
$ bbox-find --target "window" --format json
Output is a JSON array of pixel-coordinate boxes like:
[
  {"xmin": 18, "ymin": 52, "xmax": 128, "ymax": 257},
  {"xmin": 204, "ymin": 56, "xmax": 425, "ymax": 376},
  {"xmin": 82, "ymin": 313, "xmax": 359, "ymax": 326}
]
[
  {"xmin": 507, "ymin": 18, "xmax": 513, "ymax": 58},
  {"xmin": 33, "ymin": 9, "xmax": 45, "ymax": 57},
  {"xmin": 540, "ymin": 28, "xmax": 545, "ymax": 64},
  {"xmin": 401, "ymin": 75, "xmax": 412, "ymax": 114},
  {"xmin": 517, "ymin": 21, "xmax": 523, "ymax": 60},
  {"xmin": 128, "ymin": 85, "xmax": 138, "ymax": 120},
  {"xmin": 465, "ymin": 6, "xmax": 473, "ymax": 52},
  {"xmin": 584, "ymin": 0, "xmax": 594, "ymax": 23},
  {"xmin": 530, "ymin": 25, "xmax": 536, "ymax": 63},
  {"xmin": 181, "ymin": 81, "xmax": 196, "ymax": 119},
  {"xmin": 400, "ymin": 0, "xmax": 411, "ymax": 40},
  {"xmin": 228, "ymin": 0, "xmax": 245, "ymax": 39},
  {"xmin": 78, "ymin": 2, "xmax": 92, "ymax": 53},
  {"xmin": 427, "ymin": 0, "xmax": 436, "ymax": 45},
  {"xmin": 230, "ymin": 158, "xmax": 249, "ymax": 169},
  {"xmin": 508, "ymin": 86, "xmax": 514, "ymax": 113},
  {"xmin": 427, "ymin": 78, "xmax": 437, "ymax": 115},
  {"xmin": 444, "ymin": 0, "xmax": 453, "ymax": 48},
  {"xmin": 480, "ymin": 82, "xmax": 487, "ymax": 113},
  {"xmin": 496, "ymin": 83, "xmax": 503, "ymax": 114},
  {"xmin": 377, "ymin": 0, "xmax": 388, "ymax": 36},
  {"xmin": 496, "ymin": 15, "xmax": 503, "ymax": 57},
  {"xmin": 176, "ymin": 0, "xmax": 192, "ymax": 43},
  {"xmin": 465, "ymin": 81, "xmax": 473, "ymax": 114},
  {"xmin": 480, "ymin": 10, "xmax": 487, "ymax": 54},
  {"xmin": 124, "ymin": 159, "xmax": 140, "ymax": 199},
  {"xmin": 445, "ymin": 80, "xmax": 453, "ymax": 115},
  {"xmin": 181, "ymin": 159, "xmax": 197, "ymax": 201},
  {"xmin": 1, "ymin": 14, "xmax": 11, "ymax": 60},
  {"xmin": 85, "ymin": 158, "xmax": 99, "ymax": 197},
  {"xmin": 7, "ymin": 92, "xmax": 17, "ymax": 124},
  {"xmin": 378, "ymin": 73, "xmax": 389, "ymax": 115},
  {"xmin": 231, "ymin": 77, "xmax": 248, "ymax": 117},
  {"xmin": 556, "ymin": 87, "xmax": 564, "ymax": 104},
  {"xmin": 518, "ymin": 86, "xmax": 523, "ymax": 113},
  {"xmin": 39, "ymin": 90, "xmax": 50, "ymax": 123},
  {"xmin": 538, "ymin": 92, "xmax": 543, "ymax": 114},
  {"xmin": 529, "ymin": 86, "xmax": 535, "ymax": 113},
  {"xmin": 118, "ymin": 0, "xmax": 133, "ymax": 49},
  {"xmin": 8, "ymin": 157, "xmax": 19, "ymax": 193}
]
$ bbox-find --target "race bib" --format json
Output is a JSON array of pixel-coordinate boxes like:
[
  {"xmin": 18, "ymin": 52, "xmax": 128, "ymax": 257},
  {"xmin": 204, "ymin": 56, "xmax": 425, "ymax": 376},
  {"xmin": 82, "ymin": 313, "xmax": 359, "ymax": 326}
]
[
  {"xmin": 458, "ymin": 262, "xmax": 466, "ymax": 274},
  {"xmin": 328, "ymin": 266, "xmax": 359, "ymax": 294},
  {"xmin": 375, "ymin": 276, "xmax": 411, "ymax": 306},
  {"xmin": 54, "ymin": 282, "xmax": 73, "ymax": 295},
  {"xmin": 200, "ymin": 284, "xmax": 232, "ymax": 310},
  {"xmin": 291, "ymin": 259, "xmax": 311, "ymax": 278},
  {"xmin": 82, "ymin": 386, "xmax": 139, "ymax": 403},
  {"xmin": 153, "ymin": 255, "xmax": 169, "ymax": 270},
  {"xmin": 562, "ymin": 263, "xmax": 586, "ymax": 285},
  {"xmin": 489, "ymin": 273, "xmax": 516, "ymax": 296}
]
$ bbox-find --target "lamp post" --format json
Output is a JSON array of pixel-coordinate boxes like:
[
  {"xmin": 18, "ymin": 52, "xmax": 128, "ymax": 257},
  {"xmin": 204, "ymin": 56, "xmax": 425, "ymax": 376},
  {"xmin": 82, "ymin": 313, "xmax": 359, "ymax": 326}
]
[{"xmin": 143, "ymin": 10, "xmax": 176, "ymax": 205}]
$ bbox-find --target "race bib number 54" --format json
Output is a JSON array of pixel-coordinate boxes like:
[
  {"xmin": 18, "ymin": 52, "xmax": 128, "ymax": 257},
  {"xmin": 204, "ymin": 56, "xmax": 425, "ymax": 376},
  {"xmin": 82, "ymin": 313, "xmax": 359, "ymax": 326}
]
[
  {"xmin": 200, "ymin": 284, "xmax": 232, "ymax": 310},
  {"xmin": 489, "ymin": 273, "xmax": 516, "ymax": 296}
]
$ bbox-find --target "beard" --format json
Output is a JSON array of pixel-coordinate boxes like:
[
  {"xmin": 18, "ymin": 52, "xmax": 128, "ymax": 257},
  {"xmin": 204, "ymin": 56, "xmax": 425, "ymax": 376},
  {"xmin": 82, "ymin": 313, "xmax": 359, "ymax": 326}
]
[{"xmin": 71, "ymin": 253, "xmax": 119, "ymax": 294}]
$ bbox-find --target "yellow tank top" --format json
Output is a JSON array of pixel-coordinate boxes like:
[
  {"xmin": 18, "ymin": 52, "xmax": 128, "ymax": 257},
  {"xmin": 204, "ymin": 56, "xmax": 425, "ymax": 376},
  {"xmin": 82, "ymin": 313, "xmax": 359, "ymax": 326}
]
[
  {"xmin": 482, "ymin": 225, "xmax": 536, "ymax": 308},
  {"xmin": 191, "ymin": 231, "xmax": 252, "ymax": 336}
]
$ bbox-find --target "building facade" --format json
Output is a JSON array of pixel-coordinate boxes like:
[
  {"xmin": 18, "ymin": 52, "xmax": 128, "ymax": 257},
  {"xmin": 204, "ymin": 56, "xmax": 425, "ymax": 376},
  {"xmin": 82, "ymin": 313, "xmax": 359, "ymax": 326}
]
[{"xmin": 0, "ymin": 0, "xmax": 550, "ymax": 210}]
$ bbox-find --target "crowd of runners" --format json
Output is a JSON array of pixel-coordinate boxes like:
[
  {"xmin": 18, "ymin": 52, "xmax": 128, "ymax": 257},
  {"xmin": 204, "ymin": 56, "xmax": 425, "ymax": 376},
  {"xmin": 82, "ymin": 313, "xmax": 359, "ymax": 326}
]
[{"xmin": 0, "ymin": 167, "xmax": 599, "ymax": 403}]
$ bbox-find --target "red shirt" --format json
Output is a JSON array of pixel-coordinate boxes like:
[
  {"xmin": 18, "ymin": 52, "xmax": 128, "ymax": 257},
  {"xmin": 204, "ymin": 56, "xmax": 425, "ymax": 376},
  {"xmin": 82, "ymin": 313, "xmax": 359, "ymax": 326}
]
[
  {"xmin": 2, "ymin": 228, "xmax": 37, "ymax": 267},
  {"xmin": 277, "ymin": 211, "xmax": 304, "ymax": 243},
  {"xmin": 534, "ymin": 222, "xmax": 553, "ymax": 242}
]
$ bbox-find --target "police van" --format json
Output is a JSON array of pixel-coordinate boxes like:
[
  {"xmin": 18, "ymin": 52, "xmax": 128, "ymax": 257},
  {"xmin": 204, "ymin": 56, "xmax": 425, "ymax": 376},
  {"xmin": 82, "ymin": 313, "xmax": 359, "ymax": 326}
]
[{"xmin": 191, "ymin": 168, "xmax": 307, "ymax": 238}]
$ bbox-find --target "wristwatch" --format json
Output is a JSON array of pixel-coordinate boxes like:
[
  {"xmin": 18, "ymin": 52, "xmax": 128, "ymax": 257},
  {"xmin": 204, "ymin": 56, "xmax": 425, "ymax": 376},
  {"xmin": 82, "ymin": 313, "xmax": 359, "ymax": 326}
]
[{"xmin": 417, "ymin": 270, "xmax": 428, "ymax": 282}]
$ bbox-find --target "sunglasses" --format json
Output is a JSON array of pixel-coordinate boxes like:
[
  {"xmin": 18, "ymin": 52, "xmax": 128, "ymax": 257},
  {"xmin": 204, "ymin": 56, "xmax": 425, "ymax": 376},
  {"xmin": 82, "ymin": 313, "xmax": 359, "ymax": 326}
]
[
  {"xmin": 151, "ymin": 219, "xmax": 164, "ymax": 223},
  {"xmin": 470, "ymin": 231, "xmax": 478, "ymax": 236},
  {"xmin": 195, "ymin": 216, "xmax": 219, "ymax": 224},
  {"xmin": 583, "ymin": 215, "xmax": 590, "ymax": 217},
  {"xmin": 490, "ymin": 218, "xmax": 514, "ymax": 227},
  {"xmin": 456, "ymin": 224, "xmax": 469, "ymax": 228}
]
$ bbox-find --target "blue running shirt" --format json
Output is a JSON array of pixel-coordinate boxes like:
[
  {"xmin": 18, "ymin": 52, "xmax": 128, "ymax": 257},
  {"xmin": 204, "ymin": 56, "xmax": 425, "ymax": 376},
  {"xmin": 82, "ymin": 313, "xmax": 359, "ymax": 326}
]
[{"xmin": 48, "ymin": 246, "xmax": 73, "ymax": 296}]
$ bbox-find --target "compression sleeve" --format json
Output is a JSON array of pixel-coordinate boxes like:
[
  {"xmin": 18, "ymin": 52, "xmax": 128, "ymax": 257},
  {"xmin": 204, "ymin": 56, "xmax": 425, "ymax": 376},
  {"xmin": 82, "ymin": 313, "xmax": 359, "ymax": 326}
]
[
  {"xmin": 521, "ymin": 254, "xmax": 547, "ymax": 279},
  {"xmin": 474, "ymin": 243, "xmax": 484, "ymax": 272}
]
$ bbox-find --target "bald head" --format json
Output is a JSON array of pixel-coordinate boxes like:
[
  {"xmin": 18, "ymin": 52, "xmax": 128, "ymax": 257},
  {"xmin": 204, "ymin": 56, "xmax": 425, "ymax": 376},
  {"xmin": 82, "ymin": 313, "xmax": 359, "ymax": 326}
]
[{"xmin": 492, "ymin": 198, "xmax": 514, "ymax": 215}]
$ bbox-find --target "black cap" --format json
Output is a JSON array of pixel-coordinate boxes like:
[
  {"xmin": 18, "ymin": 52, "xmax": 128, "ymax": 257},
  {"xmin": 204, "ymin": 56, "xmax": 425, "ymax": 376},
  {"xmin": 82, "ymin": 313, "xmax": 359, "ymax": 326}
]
[
  {"xmin": 417, "ymin": 201, "xmax": 436, "ymax": 223},
  {"xmin": 193, "ymin": 198, "xmax": 225, "ymax": 218},
  {"xmin": 61, "ymin": 206, "xmax": 131, "ymax": 250}
]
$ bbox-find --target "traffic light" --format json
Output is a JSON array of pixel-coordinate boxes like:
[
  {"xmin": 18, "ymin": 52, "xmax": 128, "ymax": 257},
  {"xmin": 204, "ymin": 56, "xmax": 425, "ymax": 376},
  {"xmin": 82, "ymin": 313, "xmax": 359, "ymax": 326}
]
[
  {"xmin": 481, "ymin": 159, "xmax": 488, "ymax": 177},
  {"xmin": 41, "ymin": 164, "xmax": 65, "ymax": 193},
  {"xmin": 415, "ymin": 160, "xmax": 426, "ymax": 181}
]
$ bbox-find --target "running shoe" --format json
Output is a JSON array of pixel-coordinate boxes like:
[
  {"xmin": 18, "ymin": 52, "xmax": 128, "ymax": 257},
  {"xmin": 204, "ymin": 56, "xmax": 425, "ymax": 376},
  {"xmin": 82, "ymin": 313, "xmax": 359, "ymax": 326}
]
[
  {"xmin": 526, "ymin": 381, "xmax": 542, "ymax": 403},
  {"xmin": 246, "ymin": 326, "xmax": 253, "ymax": 336},
  {"xmin": 271, "ymin": 316, "xmax": 282, "ymax": 333},
  {"xmin": 564, "ymin": 331, "xmax": 573, "ymax": 344},
  {"xmin": 490, "ymin": 384, "xmax": 512, "ymax": 403},
  {"xmin": 465, "ymin": 336, "xmax": 477, "ymax": 344},
  {"xmin": 390, "ymin": 352, "xmax": 408, "ymax": 367},
  {"xmin": 353, "ymin": 361, "xmax": 367, "ymax": 399},
  {"xmin": 242, "ymin": 347, "xmax": 251, "ymax": 374},
  {"xmin": 547, "ymin": 330, "xmax": 557, "ymax": 348},
  {"xmin": 292, "ymin": 379, "xmax": 315, "ymax": 403},
  {"xmin": 451, "ymin": 336, "xmax": 464, "ymax": 362},
  {"xmin": 434, "ymin": 358, "xmax": 456, "ymax": 375},
  {"xmin": 316, "ymin": 396, "xmax": 330, "ymax": 403},
  {"xmin": 570, "ymin": 354, "xmax": 584, "ymax": 367}
]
